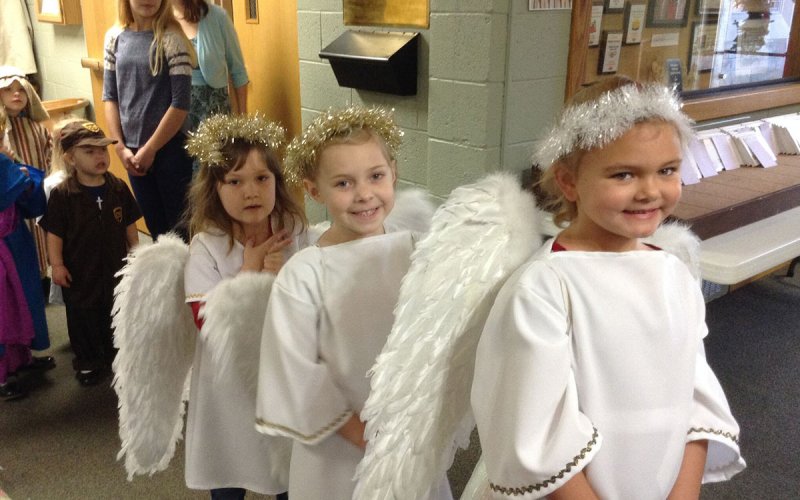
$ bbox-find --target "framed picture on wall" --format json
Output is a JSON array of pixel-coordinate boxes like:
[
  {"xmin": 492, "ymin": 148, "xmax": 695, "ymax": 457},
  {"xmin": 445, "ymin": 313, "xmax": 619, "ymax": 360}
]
[
  {"xmin": 688, "ymin": 21, "xmax": 717, "ymax": 72},
  {"xmin": 696, "ymin": 0, "xmax": 721, "ymax": 16},
  {"xmin": 646, "ymin": 0, "xmax": 690, "ymax": 27},
  {"xmin": 589, "ymin": 3, "xmax": 605, "ymax": 46},
  {"xmin": 604, "ymin": 0, "xmax": 625, "ymax": 13},
  {"xmin": 624, "ymin": 2, "xmax": 647, "ymax": 44},
  {"xmin": 598, "ymin": 31, "xmax": 624, "ymax": 74}
]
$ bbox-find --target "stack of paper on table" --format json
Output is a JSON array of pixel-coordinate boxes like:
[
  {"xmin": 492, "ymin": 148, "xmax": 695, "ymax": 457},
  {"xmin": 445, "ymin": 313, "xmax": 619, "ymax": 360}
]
[{"xmin": 764, "ymin": 115, "xmax": 800, "ymax": 155}]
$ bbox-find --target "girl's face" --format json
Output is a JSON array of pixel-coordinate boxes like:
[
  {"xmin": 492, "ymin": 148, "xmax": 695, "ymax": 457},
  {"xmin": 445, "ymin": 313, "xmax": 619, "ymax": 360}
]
[
  {"xmin": 66, "ymin": 145, "xmax": 111, "ymax": 184},
  {"xmin": 555, "ymin": 121, "xmax": 683, "ymax": 251},
  {"xmin": 1, "ymin": 81, "xmax": 28, "ymax": 117},
  {"xmin": 216, "ymin": 148, "xmax": 276, "ymax": 235},
  {"xmin": 304, "ymin": 135, "xmax": 396, "ymax": 245},
  {"xmin": 129, "ymin": 0, "xmax": 163, "ymax": 22}
]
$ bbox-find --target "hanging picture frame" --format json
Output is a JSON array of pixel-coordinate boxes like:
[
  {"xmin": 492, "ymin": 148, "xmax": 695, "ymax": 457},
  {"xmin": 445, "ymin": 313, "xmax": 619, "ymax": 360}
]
[
  {"xmin": 604, "ymin": 0, "xmax": 625, "ymax": 14},
  {"xmin": 646, "ymin": 0, "xmax": 690, "ymax": 28},
  {"xmin": 688, "ymin": 21, "xmax": 717, "ymax": 73},
  {"xmin": 623, "ymin": 2, "xmax": 647, "ymax": 44},
  {"xmin": 696, "ymin": 0, "xmax": 721, "ymax": 17},
  {"xmin": 598, "ymin": 31, "xmax": 624, "ymax": 74}
]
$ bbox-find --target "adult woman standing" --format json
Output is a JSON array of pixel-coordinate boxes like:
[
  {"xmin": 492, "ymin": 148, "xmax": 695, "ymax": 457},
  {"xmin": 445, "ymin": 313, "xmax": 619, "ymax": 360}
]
[
  {"xmin": 103, "ymin": 0, "xmax": 197, "ymax": 241},
  {"xmin": 172, "ymin": 0, "xmax": 249, "ymax": 130}
]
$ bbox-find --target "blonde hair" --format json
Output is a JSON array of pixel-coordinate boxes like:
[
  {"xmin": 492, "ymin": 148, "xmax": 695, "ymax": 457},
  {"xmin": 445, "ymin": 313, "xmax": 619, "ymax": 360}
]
[
  {"xmin": 185, "ymin": 140, "xmax": 307, "ymax": 249},
  {"xmin": 116, "ymin": 0, "xmax": 197, "ymax": 76},
  {"xmin": 314, "ymin": 127, "xmax": 394, "ymax": 180},
  {"xmin": 51, "ymin": 118, "xmax": 105, "ymax": 193},
  {"xmin": 537, "ymin": 76, "xmax": 683, "ymax": 226}
]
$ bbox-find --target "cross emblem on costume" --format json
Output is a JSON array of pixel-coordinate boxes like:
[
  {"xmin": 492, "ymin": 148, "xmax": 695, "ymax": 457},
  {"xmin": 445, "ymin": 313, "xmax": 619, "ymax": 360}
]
[{"xmin": 96, "ymin": 195, "xmax": 103, "ymax": 211}]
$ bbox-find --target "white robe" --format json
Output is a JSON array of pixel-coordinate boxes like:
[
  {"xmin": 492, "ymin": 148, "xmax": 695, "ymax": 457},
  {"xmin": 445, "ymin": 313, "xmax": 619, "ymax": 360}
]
[
  {"xmin": 471, "ymin": 239, "xmax": 745, "ymax": 499},
  {"xmin": 183, "ymin": 229, "xmax": 304, "ymax": 494},
  {"xmin": 256, "ymin": 230, "xmax": 451, "ymax": 499}
]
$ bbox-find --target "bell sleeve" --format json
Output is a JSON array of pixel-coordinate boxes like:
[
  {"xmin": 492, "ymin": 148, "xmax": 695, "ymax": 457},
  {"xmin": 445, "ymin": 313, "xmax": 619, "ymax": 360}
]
[
  {"xmin": 471, "ymin": 262, "xmax": 601, "ymax": 499},
  {"xmin": 687, "ymin": 335, "xmax": 747, "ymax": 482},
  {"xmin": 255, "ymin": 255, "xmax": 352, "ymax": 446}
]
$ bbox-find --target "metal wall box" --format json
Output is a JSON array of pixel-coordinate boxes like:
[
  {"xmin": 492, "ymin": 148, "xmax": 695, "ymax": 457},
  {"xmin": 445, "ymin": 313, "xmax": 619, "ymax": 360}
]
[{"xmin": 319, "ymin": 31, "xmax": 418, "ymax": 96}]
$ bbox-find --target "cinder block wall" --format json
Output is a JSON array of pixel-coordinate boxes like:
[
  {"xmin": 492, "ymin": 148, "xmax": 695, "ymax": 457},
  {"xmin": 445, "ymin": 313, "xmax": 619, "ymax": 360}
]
[
  {"xmin": 24, "ymin": 0, "xmax": 93, "ymax": 108},
  {"xmin": 296, "ymin": 0, "xmax": 572, "ymax": 220}
]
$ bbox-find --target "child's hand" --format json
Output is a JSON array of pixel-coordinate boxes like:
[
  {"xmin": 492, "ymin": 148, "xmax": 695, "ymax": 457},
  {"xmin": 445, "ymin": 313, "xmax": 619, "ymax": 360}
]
[
  {"xmin": 51, "ymin": 264, "xmax": 72, "ymax": 288},
  {"xmin": 241, "ymin": 230, "xmax": 292, "ymax": 273},
  {"xmin": 337, "ymin": 414, "xmax": 367, "ymax": 450},
  {"xmin": 262, "ymin": 230, "xmax": 292, "ymax": 274}
]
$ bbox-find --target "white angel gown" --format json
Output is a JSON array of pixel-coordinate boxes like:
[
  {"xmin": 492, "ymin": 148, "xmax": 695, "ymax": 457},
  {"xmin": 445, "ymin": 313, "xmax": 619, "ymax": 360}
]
[
  {"xmin": 255, "ymin": 229, "xmax": 452, "ymax": 500},
  {"xmin": 471, "ymin": 239, "xmax": 745, "ymax": 499},
  {"xmin": 183, "ymin": 228, "xmax": 305, "ymax": 493}
]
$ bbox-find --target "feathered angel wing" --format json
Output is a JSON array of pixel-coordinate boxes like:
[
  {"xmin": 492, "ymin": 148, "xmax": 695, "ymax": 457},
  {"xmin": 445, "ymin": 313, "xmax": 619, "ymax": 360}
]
[
  {"xmin": 201, "ymin": 272, "xmax": 275, "ymax": 402},
  {"xmin": 647, "ymin": 221, "xmax": 702, "ymax": 280},
  {"xmin": 354, "ymin": 173, "xmax": 543, "ymax": 500},
  {"xmin": 111, "ymin": 233, "xmax": 196, "ymax": 480},
  {"xmin": 385, "ymin": 188, "xmax": 436, "ymax": 234}
]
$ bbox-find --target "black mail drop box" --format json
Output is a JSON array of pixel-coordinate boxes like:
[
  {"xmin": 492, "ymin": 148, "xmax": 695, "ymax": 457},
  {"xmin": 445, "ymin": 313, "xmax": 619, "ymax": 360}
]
[{"xmin": 319, "ymin": 30, "xmax": 419, "ymax": 96}]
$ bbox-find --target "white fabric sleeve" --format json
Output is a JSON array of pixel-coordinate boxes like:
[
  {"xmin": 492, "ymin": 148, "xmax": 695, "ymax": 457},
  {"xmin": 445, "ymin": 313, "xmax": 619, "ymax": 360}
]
[
  {"xmin": 255, "ymin": 266, "xmax": 352, "ymax": 445},
  {"xmin": 471, "ymin": 262, "xmax": 601, "ymax": 499},
  {"xmin": 688, "ymin": 338, "xmax": 747, "ymax": 482},
  {"xmin": 184, "ymin": 237, "xmax": 222, "ymax": 303}
]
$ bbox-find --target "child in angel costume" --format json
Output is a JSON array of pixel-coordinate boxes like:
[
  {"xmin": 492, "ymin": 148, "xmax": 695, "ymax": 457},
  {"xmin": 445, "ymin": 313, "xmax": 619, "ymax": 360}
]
[
  {"xmin": 253, "ymin": 107, "xmax": 451, "ymax": 500},
  {"xmin": 112, "ymin": 114, "xmax": 307, "ymax": 499},
  {"xmin": 353, "ymin": 77, "xmax": 744, "ymax": 500}
]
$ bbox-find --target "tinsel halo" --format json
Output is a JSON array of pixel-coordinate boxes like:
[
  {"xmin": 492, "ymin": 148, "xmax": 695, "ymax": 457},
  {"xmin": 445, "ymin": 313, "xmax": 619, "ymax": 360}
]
[
  {"xmin": 532, "ymin": 83, "xmax": 694, "ymax": 170},
  {"xmin": 283, "ymin": 106, "xmax": 403, "ymax": 185},
  {"xmin": 186, "ymin": 113, "xmax": 286, "ymax": 168}
]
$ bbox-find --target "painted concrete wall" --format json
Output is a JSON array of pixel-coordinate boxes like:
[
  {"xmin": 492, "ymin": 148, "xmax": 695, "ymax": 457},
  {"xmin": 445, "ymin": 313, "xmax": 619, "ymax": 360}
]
[
  {"xmin": 24, "ymin": 0, "xmax": 94, "ymax": 116},
  {"xmin": 296, "ymin": 0, "xmax": 572, "ymax": 222}
]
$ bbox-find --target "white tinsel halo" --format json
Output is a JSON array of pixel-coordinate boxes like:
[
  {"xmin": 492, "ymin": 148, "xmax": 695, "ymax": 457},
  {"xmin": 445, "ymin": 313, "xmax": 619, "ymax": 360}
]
[
  {"xmin": 532, "ymin": 83, "xmax": 694, "ymax": 170},
  {"xmin": 186, "ymin": 113, "xmax": 286, "ymax": 168},
  {"xmin": 283, "ymin": 106, "xmax": 403, "ymax": 185}
]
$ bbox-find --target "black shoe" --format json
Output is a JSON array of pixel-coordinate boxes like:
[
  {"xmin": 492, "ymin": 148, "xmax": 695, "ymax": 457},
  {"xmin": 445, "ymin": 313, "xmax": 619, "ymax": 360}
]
[
  {"xmin": 75, "ymin": 369, "xmax": 103, "ymax": 386},
  {"xmin": 18, "ymin": 355, "xmax": 56, "ymax": 372},
  {"xmin": 0, "ymin": 380, "xmax": 28, "ymax": 401}
]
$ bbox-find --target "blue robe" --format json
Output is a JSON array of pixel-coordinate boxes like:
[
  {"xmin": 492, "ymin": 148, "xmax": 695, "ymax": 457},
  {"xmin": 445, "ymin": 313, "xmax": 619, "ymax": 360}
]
[{"xmin": 0, "ymin": 154, "xmax": 49, "ymax": 355}]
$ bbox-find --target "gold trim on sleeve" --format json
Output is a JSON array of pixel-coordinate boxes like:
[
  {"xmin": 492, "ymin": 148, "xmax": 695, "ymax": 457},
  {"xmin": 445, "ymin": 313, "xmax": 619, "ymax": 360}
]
[
  {"xmin": 687, "ymin": 427, "xmax": 740, "ymax": 444},
  {"xmin": 255, "ymin": 410, "xmax": 353, "ymax": 443},
  {"xmin": 488, "ymin": 427, "xmax": 599, "ymax": 496}
]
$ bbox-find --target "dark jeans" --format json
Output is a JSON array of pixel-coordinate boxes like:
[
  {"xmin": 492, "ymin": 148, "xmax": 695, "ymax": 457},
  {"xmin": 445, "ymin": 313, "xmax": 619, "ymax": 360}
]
[
  {"xmin": 128, "ymin": 133, "xmax": 192, "ymax": 241},
  {"xmin": 209, "ymin": 489, "xmax": 288, "ymax": 500},
  {"xmin": 62, "ymin": 294, "xmax": 115, "ymax": 372}
]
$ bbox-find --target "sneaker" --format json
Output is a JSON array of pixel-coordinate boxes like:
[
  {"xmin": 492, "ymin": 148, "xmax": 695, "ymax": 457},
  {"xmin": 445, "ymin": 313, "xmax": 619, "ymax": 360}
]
[
  {"xmin": 75, "ymin": 369, "xmax": 103, "ymax": 387},
  {"xmin": 18, "ymin": 356, "xmax": 56, "ymax": 372},
  {"xmin": 0, "ymin": 380, "xmax": 28, "ymax": 401}
]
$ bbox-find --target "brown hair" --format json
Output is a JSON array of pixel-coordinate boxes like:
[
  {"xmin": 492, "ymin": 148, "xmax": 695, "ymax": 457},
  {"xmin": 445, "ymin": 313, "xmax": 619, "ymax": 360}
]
[
  {"xmin": 186, "ymin": 141, "xmax": 307, "ymax": 249},
  {"xmin": 537, "ymin": 76, "xmax": 642, "ymax": 226},
  {"xmin": 177, "ymin": 0, "xmax": 209, "ymax": 23},
  {"xmin": 116, "ymin": 0, "xmax": 197, "ymax": 76}
]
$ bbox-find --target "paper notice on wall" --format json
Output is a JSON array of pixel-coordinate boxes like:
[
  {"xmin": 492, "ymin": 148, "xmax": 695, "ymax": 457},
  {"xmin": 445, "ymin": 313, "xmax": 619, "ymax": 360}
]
[
  {"xmin": 41, "ymin": 0, "xmax": 61, "ymax": 15},
  {"xmin": 651, "ymin": 33, "xmax": 680, "ymax": 47}
]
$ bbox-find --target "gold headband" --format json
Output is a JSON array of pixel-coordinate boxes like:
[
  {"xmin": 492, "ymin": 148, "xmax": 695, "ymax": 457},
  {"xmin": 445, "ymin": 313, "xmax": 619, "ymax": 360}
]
[
  {"xmin": 283, "ymin": 106, "xmax": 403, "ymax": 185},
  {"xmin": 186, "ymin": 114, "xmax": 286, "ymax": 168}
]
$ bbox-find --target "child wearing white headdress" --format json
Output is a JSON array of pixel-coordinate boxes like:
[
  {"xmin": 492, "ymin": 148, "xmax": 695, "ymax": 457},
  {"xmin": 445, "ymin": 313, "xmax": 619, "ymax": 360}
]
[{"xmin": 470, "ymin": 76, "xmax": 745, "ymax": 499}]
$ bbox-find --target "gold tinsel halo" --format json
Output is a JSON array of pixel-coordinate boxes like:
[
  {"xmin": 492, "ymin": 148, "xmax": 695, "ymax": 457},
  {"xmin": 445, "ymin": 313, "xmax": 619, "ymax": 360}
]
[
  {"xmin": 186, "ymin": 113, "xmax": 286, "ymax": 168},
  {"xmin": 283, "ymin": 106, "xmax": 403, "ymax": 185}
]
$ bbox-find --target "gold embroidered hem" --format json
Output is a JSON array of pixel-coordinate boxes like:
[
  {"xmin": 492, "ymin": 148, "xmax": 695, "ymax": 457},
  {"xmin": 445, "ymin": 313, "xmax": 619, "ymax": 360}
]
[
  {"xmin": 489, "ymin": 427, "xmax": 599, "ymax": 496},
  {"xmin": 687, "ymin": 427, "xmax": 740, "ymax": 444},
  {"xmin": 255, "ymin": 409, "xmax": 353, "ymax": 444}
]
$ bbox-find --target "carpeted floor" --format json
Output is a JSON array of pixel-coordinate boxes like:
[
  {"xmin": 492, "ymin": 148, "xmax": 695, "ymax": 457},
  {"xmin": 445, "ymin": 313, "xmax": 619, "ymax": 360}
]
[{"xmin": 1, "ymin": 273, "xmax": 798, "ymax": 499}]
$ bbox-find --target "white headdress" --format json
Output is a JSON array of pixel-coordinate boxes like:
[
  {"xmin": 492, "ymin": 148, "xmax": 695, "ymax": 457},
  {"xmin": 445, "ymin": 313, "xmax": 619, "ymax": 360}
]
[{"xmin": 532, "ymin": 83, "xmax": 694, "ymax": 170}]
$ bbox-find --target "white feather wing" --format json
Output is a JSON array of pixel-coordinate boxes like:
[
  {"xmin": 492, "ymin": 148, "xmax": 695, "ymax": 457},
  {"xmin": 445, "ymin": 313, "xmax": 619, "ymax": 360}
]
[
  {"xmin": 354, "ymin": 173, "xmax": 542, "ymax": 500},
  {"xmin": 201, "ymin": 272, "xmax": 275, "ymax": 402},
  {"xmin": 111, "ymin": 233, "xmax": 196, "ymax": 480}
]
